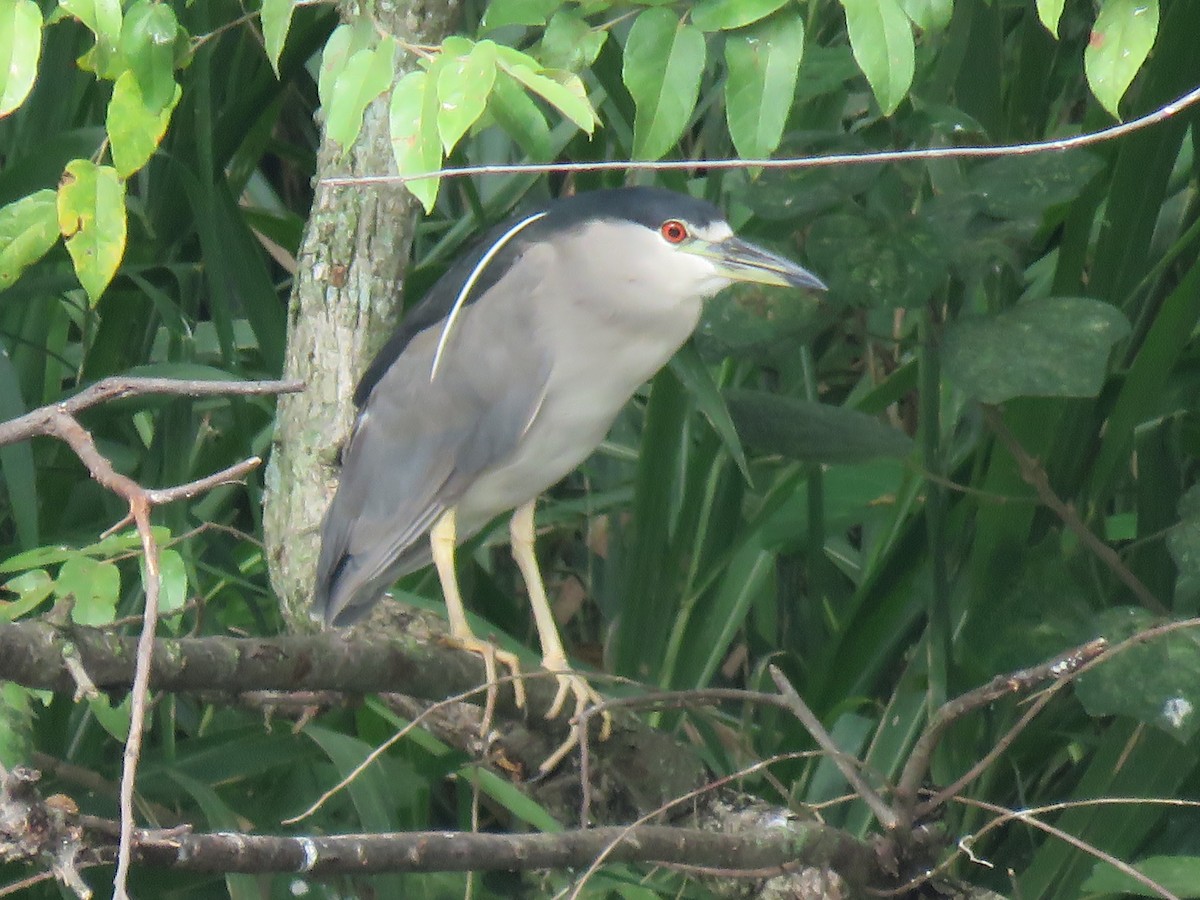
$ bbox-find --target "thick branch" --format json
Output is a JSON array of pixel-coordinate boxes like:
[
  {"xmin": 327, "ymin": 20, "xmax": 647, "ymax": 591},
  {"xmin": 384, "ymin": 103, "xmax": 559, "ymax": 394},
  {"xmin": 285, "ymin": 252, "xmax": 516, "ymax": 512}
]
[
  {"xmin": 104, "ymin": 822, "xmax": 880, "ymax": 883},
  {"xmin": 263, "ymin": 0, "xmax": 462, "ymax": 627},
  {"xmin": 1, "ymin": 766, "xmax": 885, "ymax": 893},
  {"xmin": 0, "ymin": 615, "xmax": 706, "ymax": 820}
]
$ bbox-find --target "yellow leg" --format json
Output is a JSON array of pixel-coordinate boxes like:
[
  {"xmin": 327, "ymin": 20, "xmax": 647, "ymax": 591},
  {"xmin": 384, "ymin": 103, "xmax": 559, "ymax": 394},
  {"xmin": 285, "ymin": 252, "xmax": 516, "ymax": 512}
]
[
  {"xmin": 510, "ymin": 500, "xmax": 612, "ymax": 772},
  {"xmin": 431, "ymin": 509, "xmax": 526, "ymax": 725}
]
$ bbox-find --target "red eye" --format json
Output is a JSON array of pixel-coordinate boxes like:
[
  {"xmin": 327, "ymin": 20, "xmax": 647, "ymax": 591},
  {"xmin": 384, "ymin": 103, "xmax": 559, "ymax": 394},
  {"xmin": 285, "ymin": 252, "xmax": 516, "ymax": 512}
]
[{"xmin": 660, "ymin": 220, "xmax": 688, "ymax": 244}]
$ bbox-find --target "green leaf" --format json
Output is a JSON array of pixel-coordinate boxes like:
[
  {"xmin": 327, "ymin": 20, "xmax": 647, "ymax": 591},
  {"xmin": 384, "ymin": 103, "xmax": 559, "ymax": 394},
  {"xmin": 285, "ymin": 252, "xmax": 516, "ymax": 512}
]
[
  {"xmin": 900, "ymin": 0, "xmax": 952, "ymax": 31},
  {"xmin": 1076, "ymin": 608, "xmax": 1200, "ymax": 742},
  {"xmin": 1037, "ymin": 0, "xmax": 1067, "ymax": 36},
  {"xmin": 942, "ymin": 298, "xmax": 1131, "ymax": 403},
  {"xmin": 0, "ymin": 349, "xmax": 36, "ymax": 550},
  {"xmin": 840, "ymin": 0, "xmax": 915, "ymax": 115},
  {"xmin": 1167, "ymin": 485, "xmax": 1200, "ymax": 583},
  {"xmin": 304, "ymin": 724, "xmax": 407, "ymax": 830},
  {"xmin": 317, "ymin": 23, "xmax": 354, "ymax": 110},
  {"xmin": 724, "ymin": 390, "xmax": 913, "ymax": 463},
  {"xmin": 0, "ymin": 190, "xmax": 60, "ymax": 289},
  {"xmin": 686, "ymin": 538, "xmax": 774, "ymax": 688},
  {"xmin": 489, "ymin": 69, "xmax": 551, "ymax": 158},
  {"xmin": 261, "ymin": 0, "xmax": 295, "ymax": 77},
  {"xmin": 2, "ymin": 546, "xmax": 75, "ymax": 573},
  {"xmin": 156, "ymin": 548, "xmax": 188, "ymax": 616},
  {"xmin": 536, "ymin": 9, "xmax": 606, "ymax": 71},
  {"xmin": 690, "ymin": 0, "xmax": 790, "ymax": 31},
  {"xmin": 0, "ymin": 530, "xmax": 165, "ymax": 573},
  {"xmin": 56, "ymin": 159, "xmax": 127, "ymax": 306},
  {"xmin": 60, "ymin": 0, "xmax": 121, "ymax": 43},
  {"xmin": 88, "ymin": 693, "xmax": 131, "ymax": 741},
  {"xmin": 325, "ymin": 36, "xmax": 396, "ymax": 156},
  {"xmin": 622, "ymin": 7, "xmax": 706, "ymax": 159},
  {"xmin": 107, "ymin": 70, "xmax": 180, "ymax": 178},
  {"xmin": 694, "ymin": 283, "xmax": 826, "ymax": 363},
  {"xmin": 436, "ymin": 39, "xmax": 497, "ymax": 153},
  {"xmin": 969, "ymin": 150, "xmax": 1105, "ymax": 219},
  {"xmin": 669, "ymin": 348, "xmax": 750, "ymax": 484},
  {"xmin": 80, "ymin": 527, "xmax": 170, "ymax": 559},
  {"xmin": 495, "ymin": 46, "xmax": 596, "ymax": 133},
  {"xmin": 119, "ymin": 0, "xmax": 179, "ymax": 112},
  {"xmin": 724, "ymin": 13, "xmax": 804, "ymax": 159},
  {"xmin": 0, "ymin": 570, "xmax": 53, "ymax": 621},
  {"xmin": 744, "ymin": 134, "xmax": 882, "ymax": 221},
  {"xmin": 0, "ymin": 0, "xmax": 42, "ymax": 117},
  {"xmin": 806, "ymin": 208, "xmax": 947, "ymax": 308},
  {"xmin": 389, "ymin": 69, "xmax": 442, "ymax": 213},
  {"xmin": 480, "ymin": 0, "xmax": 559, "ymax": 31},
  {"xmin": 0, "ymin": 684, "xmax": 35, "ymax": 767},
  {"xmin": 1085, "ymin": 855, "xmax": 1200, "ymax": 897},
  {"xmin": 1085, "ymin": 0, "xmax": 1159, "ymax": 119},
  {"xmin": 56, "ymin": 555, "xmax": 121, "ymax": 626}
]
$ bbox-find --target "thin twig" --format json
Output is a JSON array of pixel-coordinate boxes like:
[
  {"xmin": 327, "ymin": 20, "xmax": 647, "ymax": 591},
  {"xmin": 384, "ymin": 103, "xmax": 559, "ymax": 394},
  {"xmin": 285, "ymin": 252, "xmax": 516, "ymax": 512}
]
[
  {"xmin": 144, "ymin": 457, "xmax": 263, "ymax": 504},
  {"xmin": 566, "ymin": 751, "xmax": 834, "ymax": 900},
  {"xmin": 769, "ymin": 666, "xmax": 899, "ymax": 831},
  {"xmin": 934, "ymin": 796, "xmax": 1179, "ymax": 900},
  {"xmin": 0, "ymin": 377, "xmax": 302, "ymax": 448},
  {"xmin": 0, "ymin": 870, "xmax": 56, "ymax": 898},
  {"xmin": 899, "ymin": 639, "xmax": 1108, "ymax": 818},
  {"xmin": 0, "ymin": 374, "xmax": 304, "ymax": 900},
  {"xmin": 907, "ymin": 621, "xmax": 1200, "ymax": 820},
  {"xmin": 113, "ymin": 497, "xmax": 157, "ymax": 900},
  {"xmin": 983, "ymin": 406, "xmax": 1167, "ymax": 613},
  {"xmin": 321, "ymin": 82, "xmax": 1200, "ymax": 187},
  {"xmin": 280, "ymin": 675, "xmax": 532, "ymax": 825},
  {"xmin": 577, "ymin": 686, "xmax": 797, "ymax": 824}
]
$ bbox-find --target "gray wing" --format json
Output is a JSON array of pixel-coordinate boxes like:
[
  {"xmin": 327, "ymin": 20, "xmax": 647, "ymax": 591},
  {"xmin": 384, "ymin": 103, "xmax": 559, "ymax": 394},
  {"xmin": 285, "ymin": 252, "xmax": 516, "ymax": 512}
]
[{"xmin": 314, "ymin": 300, "xmax": 550, "ymax": 626}]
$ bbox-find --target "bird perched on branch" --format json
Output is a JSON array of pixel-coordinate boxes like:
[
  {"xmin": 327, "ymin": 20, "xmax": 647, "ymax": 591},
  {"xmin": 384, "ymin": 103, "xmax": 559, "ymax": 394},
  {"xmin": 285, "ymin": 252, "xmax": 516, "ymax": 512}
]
[{"xmin": 313, "ymin": 186, "xmax": 825, "ymax": 771}]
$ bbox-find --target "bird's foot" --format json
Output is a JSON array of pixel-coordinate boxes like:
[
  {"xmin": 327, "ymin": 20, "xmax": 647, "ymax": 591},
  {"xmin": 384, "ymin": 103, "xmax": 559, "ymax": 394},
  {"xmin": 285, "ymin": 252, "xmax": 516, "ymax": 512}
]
[
  {"xmin": 538, "ymin": 657, "xmax": 613, "ymax": 774},
  {"xmin": 446, "ymin": 633, "xmax": 527, "ymax": 737}
]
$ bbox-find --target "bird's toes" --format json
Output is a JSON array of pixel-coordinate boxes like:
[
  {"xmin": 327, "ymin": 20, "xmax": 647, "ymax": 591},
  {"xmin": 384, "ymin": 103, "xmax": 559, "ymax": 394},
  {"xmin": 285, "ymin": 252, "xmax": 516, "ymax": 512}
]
[
  {"xmin": 494, "ymin": 648, "xmax": 527, "ymax": 709},
  {"xmin": 545, "ymin": 670, "xmax": 611, "ymax": 737},
  {"xmin": 448, "ymin": 633, "xmax": 527, "ymax": 712},
  {"xmin": 545, "ymin": 674, "xmax": 572, "ymax": 721}
]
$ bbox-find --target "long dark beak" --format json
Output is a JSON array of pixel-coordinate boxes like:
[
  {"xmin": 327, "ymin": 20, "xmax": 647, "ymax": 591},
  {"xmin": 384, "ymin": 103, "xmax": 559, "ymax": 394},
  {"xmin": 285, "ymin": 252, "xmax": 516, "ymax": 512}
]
[{"xmin": 694, "ymin": 236, "xmax": 827, "ymax": 291}]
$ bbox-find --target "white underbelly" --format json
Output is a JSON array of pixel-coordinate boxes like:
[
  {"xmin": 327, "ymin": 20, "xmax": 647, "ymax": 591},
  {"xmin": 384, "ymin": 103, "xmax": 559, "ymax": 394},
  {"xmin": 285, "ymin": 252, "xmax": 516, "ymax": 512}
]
[
  {"xmin": 451, "ymin": 237, "xmax": 707, "ymax": 531},
  {"xmin": 455, "ymin": 376, "xmax": 629, "ymax": 527}
]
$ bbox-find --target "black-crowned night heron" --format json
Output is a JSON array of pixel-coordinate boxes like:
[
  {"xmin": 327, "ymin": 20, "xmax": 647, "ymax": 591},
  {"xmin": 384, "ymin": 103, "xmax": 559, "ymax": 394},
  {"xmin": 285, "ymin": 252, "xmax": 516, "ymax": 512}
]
[{"xmin": 313, "ymin": 187, "xmax": 825, "ymax": 770}]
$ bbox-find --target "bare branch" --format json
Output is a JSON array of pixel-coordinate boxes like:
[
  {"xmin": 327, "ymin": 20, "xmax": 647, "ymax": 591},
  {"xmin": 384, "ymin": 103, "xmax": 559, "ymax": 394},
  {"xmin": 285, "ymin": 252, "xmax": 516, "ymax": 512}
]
[
  {"xmin": 143, "ymin": 457, "xmax": 263, "ymax": 506},
  {"xmin": 1, "ymin": 762, "xmax": 885, "ymax": 892},
  {"xmin": 0, "ymin": 374, "xmax": 301, "ymax": 900},
  {"xmin": 769, "ymin": 666, "xmax": 899, "ymax": 832},
  {"xmin": 0, "ymin": 377, "xmax": 302, "ymax": 448},
  {"xmin": 99, "ymin": 822, "xmax": 876, "ymax": 880},
  {"xmin": 48, "ymin": 805, "xmax": 888, "ymax": 892},
  {"xmin": 983, "ymin": 406, "xmax": 1166, "ymax": 614},
  {"xmin": 113, "ymin": 496, "xmax": 155, "ymax": 900},
  {"xmin": 0, "ymin": 618, "xmax": 704, "ymax": 823},
  {"xmin": 899, "ymin": 639, "xmax": 1108, "ymax": 817}
]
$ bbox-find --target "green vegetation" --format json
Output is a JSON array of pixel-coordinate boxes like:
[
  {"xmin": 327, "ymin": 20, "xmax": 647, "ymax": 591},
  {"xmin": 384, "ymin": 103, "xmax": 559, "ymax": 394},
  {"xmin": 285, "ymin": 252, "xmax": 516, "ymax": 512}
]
[{"xmin": 1, "ymin": 0, "xmax": 1198, "ymax": 896}]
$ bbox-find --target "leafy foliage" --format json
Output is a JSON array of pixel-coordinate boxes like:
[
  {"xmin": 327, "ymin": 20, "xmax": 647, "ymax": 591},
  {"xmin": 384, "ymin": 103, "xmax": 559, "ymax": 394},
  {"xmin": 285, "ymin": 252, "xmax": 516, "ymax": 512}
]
[{"xmin": 1, "ymin": 0, "xmax": 1198, "ymax": 897}]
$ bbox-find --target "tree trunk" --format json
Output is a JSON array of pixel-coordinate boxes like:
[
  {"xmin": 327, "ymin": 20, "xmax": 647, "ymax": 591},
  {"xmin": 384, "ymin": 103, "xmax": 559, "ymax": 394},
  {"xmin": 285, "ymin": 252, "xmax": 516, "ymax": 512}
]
[{"xmin": 264, "ymin": 0, "xmax": 460, "ymax": 628}]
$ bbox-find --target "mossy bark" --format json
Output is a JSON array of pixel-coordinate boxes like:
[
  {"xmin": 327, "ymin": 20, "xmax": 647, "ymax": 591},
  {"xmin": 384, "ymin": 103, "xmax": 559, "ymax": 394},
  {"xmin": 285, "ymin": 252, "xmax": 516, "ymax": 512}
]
[{"xmin": 263, "ymin": 0, "xmax": 460, "ymax": 628}]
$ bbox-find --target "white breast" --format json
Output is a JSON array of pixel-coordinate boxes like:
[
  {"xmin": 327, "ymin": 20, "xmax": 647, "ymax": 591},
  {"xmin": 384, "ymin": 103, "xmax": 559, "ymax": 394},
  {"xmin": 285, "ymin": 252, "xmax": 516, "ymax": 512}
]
[{"xmin": 455, "ymin": 221, "xmax": 728, "ymax": 528}]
